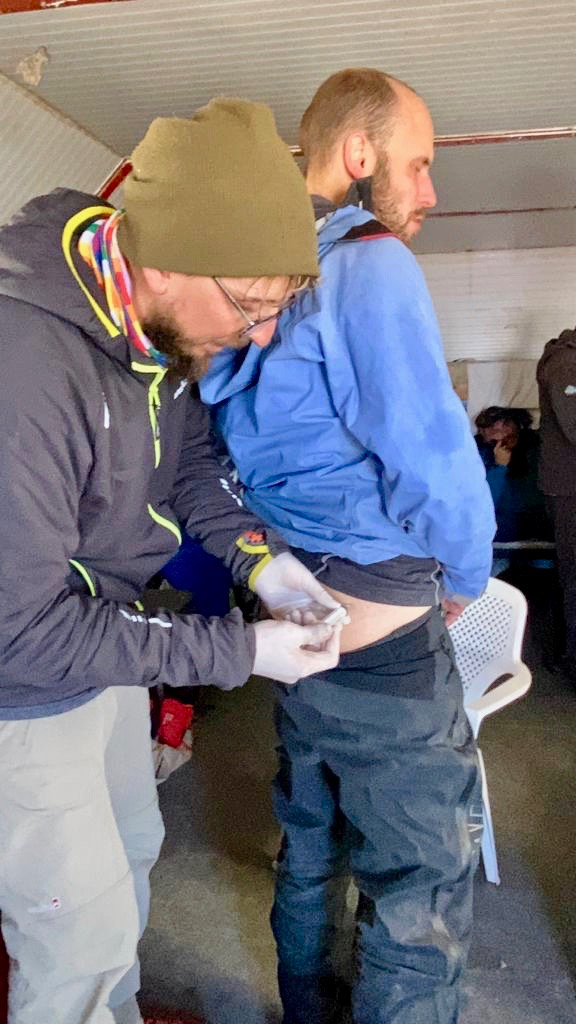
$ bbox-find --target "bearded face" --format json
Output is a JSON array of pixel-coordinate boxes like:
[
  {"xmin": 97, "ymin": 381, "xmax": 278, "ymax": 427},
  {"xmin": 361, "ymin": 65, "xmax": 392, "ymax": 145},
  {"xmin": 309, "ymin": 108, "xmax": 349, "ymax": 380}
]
[
  {"xmin": 369, "ymin": 149, "xmax": 430, "ymax": 245},
  {"xmin": 142, "ymin": 313, "xmax": 248, "ymax": 382}
]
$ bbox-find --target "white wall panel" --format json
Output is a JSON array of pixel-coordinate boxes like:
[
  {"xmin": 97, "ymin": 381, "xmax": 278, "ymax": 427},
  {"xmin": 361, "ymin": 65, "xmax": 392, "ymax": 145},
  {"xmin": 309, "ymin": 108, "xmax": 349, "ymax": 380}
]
[
  {"xmin": 419, "ymin": 247, "xmax": 576, "ymax": 361},
  {"xmin": 414, "ymin": 209, "xmax": 576, "ymax": 255},
  {"xmin": 412, "ymin": 137, "xmax": 576, "ymax": 254},
  {"xmin": 0, "ymin": 72, "xmax": 120, "ymax": 226}
]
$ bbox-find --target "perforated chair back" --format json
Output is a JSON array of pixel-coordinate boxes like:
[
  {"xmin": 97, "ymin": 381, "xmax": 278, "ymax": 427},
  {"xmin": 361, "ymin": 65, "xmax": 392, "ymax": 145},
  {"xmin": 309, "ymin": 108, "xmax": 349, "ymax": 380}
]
[
  {"xmin": 449, "ymin": 577, "xmax": 528, "ymax": 706},
  {"xmin": 448, "ymin": 578, "xmax": 531, "ymax": 885}
]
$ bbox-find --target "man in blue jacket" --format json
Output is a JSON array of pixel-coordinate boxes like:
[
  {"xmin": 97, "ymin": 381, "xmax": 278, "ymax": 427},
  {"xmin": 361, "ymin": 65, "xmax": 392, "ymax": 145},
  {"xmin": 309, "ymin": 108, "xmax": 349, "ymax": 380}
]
[{"xmin": 202, "ymin": 69, "xmax": 495, "ymax": 1024}]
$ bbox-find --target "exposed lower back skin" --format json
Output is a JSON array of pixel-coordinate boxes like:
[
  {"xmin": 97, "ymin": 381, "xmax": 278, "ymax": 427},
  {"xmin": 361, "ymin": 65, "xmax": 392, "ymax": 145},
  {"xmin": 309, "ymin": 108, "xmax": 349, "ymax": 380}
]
[{"xmin": 323, "ymin": 582, "xmax": 431, "ymax": 652}]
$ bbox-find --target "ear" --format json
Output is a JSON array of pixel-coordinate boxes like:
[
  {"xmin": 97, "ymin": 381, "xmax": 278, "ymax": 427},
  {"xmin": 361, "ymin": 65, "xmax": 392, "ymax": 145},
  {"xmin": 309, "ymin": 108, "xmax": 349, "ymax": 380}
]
[
  {"xmin": 140, "ymin": 266, "xmax": 172, "ymax": 296},
  {"xmin": 342, "ymin": 131, "xmax": 379, "ymax": 181}
]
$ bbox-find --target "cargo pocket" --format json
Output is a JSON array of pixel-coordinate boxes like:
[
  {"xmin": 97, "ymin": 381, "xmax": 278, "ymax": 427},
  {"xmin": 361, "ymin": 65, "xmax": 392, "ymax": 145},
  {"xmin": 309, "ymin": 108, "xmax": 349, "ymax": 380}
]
[{"xmin": 3, "ymin": 756, "xmax": 128, "ymax": 918}]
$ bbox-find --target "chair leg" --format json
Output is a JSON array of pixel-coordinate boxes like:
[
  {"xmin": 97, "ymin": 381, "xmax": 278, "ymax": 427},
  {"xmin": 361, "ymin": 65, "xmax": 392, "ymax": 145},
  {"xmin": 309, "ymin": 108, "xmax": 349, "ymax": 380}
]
[{"xmin": 477, "ymin": 747, "xmax": 501, "ymax": 885}]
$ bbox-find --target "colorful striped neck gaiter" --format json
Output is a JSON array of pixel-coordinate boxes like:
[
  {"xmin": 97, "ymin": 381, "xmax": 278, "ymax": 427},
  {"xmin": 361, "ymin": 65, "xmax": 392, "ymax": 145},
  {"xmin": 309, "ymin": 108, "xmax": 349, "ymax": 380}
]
[{"xmin": 78, "ymin": 209, "xmax": 168, "ymax": 367}]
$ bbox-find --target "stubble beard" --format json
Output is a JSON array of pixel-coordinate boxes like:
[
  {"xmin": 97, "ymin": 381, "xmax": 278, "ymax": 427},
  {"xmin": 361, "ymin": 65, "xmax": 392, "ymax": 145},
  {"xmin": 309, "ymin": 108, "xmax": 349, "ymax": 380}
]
[{"xmin": 370, "ymin": 152, "xmax": 426, "ymax": 246}]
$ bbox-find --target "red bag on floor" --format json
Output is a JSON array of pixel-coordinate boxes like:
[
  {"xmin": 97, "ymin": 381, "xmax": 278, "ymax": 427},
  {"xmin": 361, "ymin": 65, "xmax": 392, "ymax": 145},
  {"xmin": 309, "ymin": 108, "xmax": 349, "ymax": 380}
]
[
  {"xmin": 157, "ymin": 698, "xmax": 193, "ymax": 748},
  {"xmin": 151, "ymin": 697, "xmax": 194, "ymax": 783}
]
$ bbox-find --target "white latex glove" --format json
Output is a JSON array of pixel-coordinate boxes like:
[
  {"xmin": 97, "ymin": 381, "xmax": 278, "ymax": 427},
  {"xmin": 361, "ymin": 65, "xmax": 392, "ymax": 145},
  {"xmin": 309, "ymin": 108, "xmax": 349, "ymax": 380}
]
[
  {"xmin": 253, "ymin": 619, "xmax": 342, "ymax": 684},
  {"xmin": 253, "ymin": 551, "xmax": 348, "ymax": 623}
]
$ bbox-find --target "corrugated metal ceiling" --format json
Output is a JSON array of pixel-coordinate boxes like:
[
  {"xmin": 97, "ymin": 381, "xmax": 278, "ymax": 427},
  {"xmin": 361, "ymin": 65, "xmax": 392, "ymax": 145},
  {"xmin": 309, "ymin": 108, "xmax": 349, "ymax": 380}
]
[{"xmin": 0, "ymin": 0, "xmax": 574, "ymax": 155}]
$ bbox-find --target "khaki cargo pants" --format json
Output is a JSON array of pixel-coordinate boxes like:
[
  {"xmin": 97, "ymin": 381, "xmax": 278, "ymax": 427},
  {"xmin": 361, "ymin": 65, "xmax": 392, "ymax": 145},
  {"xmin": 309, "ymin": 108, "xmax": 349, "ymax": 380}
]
[{"xmin": 0, "ymin": 687, "xmax": 165, "ymax": 1023}]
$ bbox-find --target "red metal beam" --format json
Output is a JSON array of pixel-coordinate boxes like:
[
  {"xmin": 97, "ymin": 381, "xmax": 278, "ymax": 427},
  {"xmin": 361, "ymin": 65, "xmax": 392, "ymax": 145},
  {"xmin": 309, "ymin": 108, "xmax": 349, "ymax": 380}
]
[
  {"xmin": 0, "ymin": 0, "xmax": 137, "ymax": 13},
  {"xmin": 290, "ymin": 126, "xmax": 576, "ymax": 157},
  {"xmin": 97, "ymin": 159, "xmax": 132, "ymax": 199},
  {"xmin": 97, "ymin": 159, "xmax": 573, "ymax": 221},
  {"xmin": 435, "ymin": 127, "xmax": 576, "ymax": 148}
]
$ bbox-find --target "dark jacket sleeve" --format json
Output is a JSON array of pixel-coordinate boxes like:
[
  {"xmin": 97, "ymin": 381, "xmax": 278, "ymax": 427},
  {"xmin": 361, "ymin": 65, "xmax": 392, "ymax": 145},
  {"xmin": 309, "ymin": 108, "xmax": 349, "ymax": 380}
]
[
  {"xmin": 544, "ymin": 347, "xmax": 576, "ymax": 446},
  {"xmin": 170, "ymin": 391, "xmax": 288, "ymax": 583},
  {"xmin": 0, "ymin": 314, "xmax": 255, "ymax": 706}
]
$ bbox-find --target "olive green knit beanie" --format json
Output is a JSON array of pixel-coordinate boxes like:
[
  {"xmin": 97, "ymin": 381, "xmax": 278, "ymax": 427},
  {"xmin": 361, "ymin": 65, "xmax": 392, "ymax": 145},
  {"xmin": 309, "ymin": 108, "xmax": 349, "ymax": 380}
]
[{"xmin": 117, "ymin": 98, "xmax": 319, "ymax": 278}]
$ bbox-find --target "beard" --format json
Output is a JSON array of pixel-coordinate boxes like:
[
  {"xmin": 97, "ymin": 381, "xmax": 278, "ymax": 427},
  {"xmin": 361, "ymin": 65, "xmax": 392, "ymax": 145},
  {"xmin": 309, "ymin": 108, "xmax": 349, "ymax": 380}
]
[
  {"xmin": 141, "ymin": 314, "xmax": 213, "ymax": 382},
  {"xmin": 370, "ymin": 152, "xmax": 427, "ymax": 245}
]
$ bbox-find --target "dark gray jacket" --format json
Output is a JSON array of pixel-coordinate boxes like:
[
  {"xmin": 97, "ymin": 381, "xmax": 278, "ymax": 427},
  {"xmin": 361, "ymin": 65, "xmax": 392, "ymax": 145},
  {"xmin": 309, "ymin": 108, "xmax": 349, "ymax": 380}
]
[
  {"xmin": 537, "ymin": 327, "xmax": 576, "ymax": 495},
  {"xmin": 0, "ymin": 189, "xmax": 285, "ymax": 716}
]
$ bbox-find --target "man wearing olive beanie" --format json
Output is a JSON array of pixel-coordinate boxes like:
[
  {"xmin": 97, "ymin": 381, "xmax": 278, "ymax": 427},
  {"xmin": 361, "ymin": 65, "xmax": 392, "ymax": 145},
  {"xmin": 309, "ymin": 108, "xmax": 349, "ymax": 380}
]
[
  {"xmin": 0, "ymin": 98, "xmax": 342, "ymax": 1024},
  {"xmin": 119, "ymin": 99, "xmax": 319, "ymax": 278}
]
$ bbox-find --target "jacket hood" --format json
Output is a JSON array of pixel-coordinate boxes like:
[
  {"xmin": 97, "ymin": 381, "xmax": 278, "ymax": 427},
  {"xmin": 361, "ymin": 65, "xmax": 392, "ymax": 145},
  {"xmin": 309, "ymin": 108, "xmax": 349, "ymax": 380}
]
[
  {"xmin": 0, "ymin": 188, "xmax": 126, "ymax": 360},
  {"xmin": 316, "ymin": 205, "xmax": 376, "ymax": 258},
  {"xmin": 202, "ymin": 204, "xmax": 394, "ymax": 406},
  {"xmin": 539, "ymin": 326, "xmax": 576, "ymax": 370}
]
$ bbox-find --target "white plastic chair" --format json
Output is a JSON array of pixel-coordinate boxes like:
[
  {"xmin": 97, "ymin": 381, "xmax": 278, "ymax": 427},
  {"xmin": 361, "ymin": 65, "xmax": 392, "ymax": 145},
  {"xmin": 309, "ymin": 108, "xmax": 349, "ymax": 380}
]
[{"xmin": 448, "ymin": 577, "xmax": 532, "ymax": 885}]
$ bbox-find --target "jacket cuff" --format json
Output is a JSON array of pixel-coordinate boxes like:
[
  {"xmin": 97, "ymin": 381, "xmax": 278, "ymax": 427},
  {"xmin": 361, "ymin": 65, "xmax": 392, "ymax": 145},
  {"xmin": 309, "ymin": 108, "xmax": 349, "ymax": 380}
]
[
  {"xmin": 186, "ymin": 609, "xmax": 256, "ymax": 691},
  {"xmin": 229, "ymin": 528, "xmax": 289, "ymax": 588}
]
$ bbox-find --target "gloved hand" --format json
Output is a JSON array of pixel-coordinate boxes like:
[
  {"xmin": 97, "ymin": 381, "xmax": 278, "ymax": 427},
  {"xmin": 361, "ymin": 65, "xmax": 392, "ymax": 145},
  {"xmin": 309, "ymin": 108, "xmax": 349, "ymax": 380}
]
[
  {"xmin": 253, "ymin": 551, "xmax": 348, "ymax": 623},
  {"xmin": 253, "ymin": 619, "xmax": 342, "ymax": 684}
]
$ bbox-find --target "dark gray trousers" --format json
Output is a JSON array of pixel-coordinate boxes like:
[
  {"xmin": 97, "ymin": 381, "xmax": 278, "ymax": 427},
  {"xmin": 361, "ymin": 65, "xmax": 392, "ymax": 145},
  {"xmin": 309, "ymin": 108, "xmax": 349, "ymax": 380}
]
[{"xmin": 271, "ymin": 610, "xmax": 482, "ymax": 1024}]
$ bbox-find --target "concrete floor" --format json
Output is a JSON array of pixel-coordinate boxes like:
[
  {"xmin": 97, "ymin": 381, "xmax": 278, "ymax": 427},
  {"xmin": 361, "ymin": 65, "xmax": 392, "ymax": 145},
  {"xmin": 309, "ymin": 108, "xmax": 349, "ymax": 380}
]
[{"xmin": 139, "ymin": 579, "xmax": 576, "ymax": 1023}]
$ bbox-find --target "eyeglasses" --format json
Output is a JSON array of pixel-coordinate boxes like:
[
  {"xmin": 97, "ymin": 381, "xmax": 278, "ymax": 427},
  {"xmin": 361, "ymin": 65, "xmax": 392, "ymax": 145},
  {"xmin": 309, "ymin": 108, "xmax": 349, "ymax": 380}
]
[{"xmin": 213, "ymin": 277, "xmax": 296, "ymax": 338}]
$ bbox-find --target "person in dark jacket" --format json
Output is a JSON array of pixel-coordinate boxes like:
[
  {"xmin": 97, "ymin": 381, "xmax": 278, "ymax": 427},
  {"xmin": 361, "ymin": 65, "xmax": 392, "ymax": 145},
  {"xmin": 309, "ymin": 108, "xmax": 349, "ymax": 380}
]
[
  {"xmin": 474, "ymin": 406, "xmax": 551, "ymax": 574},
  {"xmin": 0, "ymin": 99, "xmax": 344, "ymax": 1024},
  {"xmin": 537, "ymin": 327, "xmax": 576, "ymax": 670}
]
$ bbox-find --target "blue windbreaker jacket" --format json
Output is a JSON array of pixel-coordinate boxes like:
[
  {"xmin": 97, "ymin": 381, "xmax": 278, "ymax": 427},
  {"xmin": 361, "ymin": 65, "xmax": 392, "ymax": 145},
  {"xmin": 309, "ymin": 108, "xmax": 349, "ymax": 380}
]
[{"xmin": 201, "ymin": 206, "xmax": 495, "ymax": 600}]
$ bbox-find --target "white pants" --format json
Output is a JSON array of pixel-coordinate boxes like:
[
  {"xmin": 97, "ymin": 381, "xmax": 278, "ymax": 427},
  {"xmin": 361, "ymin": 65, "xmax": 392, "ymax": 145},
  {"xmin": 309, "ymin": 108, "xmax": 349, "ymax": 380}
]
[{"xmin": 0, "ymin": 687, "xmax": 165, "ymax": 1023}]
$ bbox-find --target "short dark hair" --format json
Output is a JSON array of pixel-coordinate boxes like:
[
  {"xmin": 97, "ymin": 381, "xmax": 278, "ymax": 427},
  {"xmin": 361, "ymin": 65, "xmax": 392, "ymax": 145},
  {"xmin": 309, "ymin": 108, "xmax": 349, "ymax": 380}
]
[
  {"xmin": 475, "ymin": 406, "xmax": 533, "ymax": 431},
  {"xmin": 475, "ymin": 406, "xmax": 506, "ymax": 429}
]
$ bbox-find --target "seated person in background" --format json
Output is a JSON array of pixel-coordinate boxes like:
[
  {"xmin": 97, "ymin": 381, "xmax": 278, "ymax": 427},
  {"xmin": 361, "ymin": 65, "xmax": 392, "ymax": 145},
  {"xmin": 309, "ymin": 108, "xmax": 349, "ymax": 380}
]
[{"xmin": 475, "ymin": 406, "xmax": 552, "ymax": 574}]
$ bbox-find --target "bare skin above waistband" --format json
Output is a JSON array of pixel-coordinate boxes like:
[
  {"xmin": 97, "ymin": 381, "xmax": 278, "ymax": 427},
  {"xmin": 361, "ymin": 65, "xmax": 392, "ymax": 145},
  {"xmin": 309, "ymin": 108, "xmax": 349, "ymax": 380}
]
[{"xmin": 323, "ymin": 582, "xmax": 432, "ymax": 654}]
